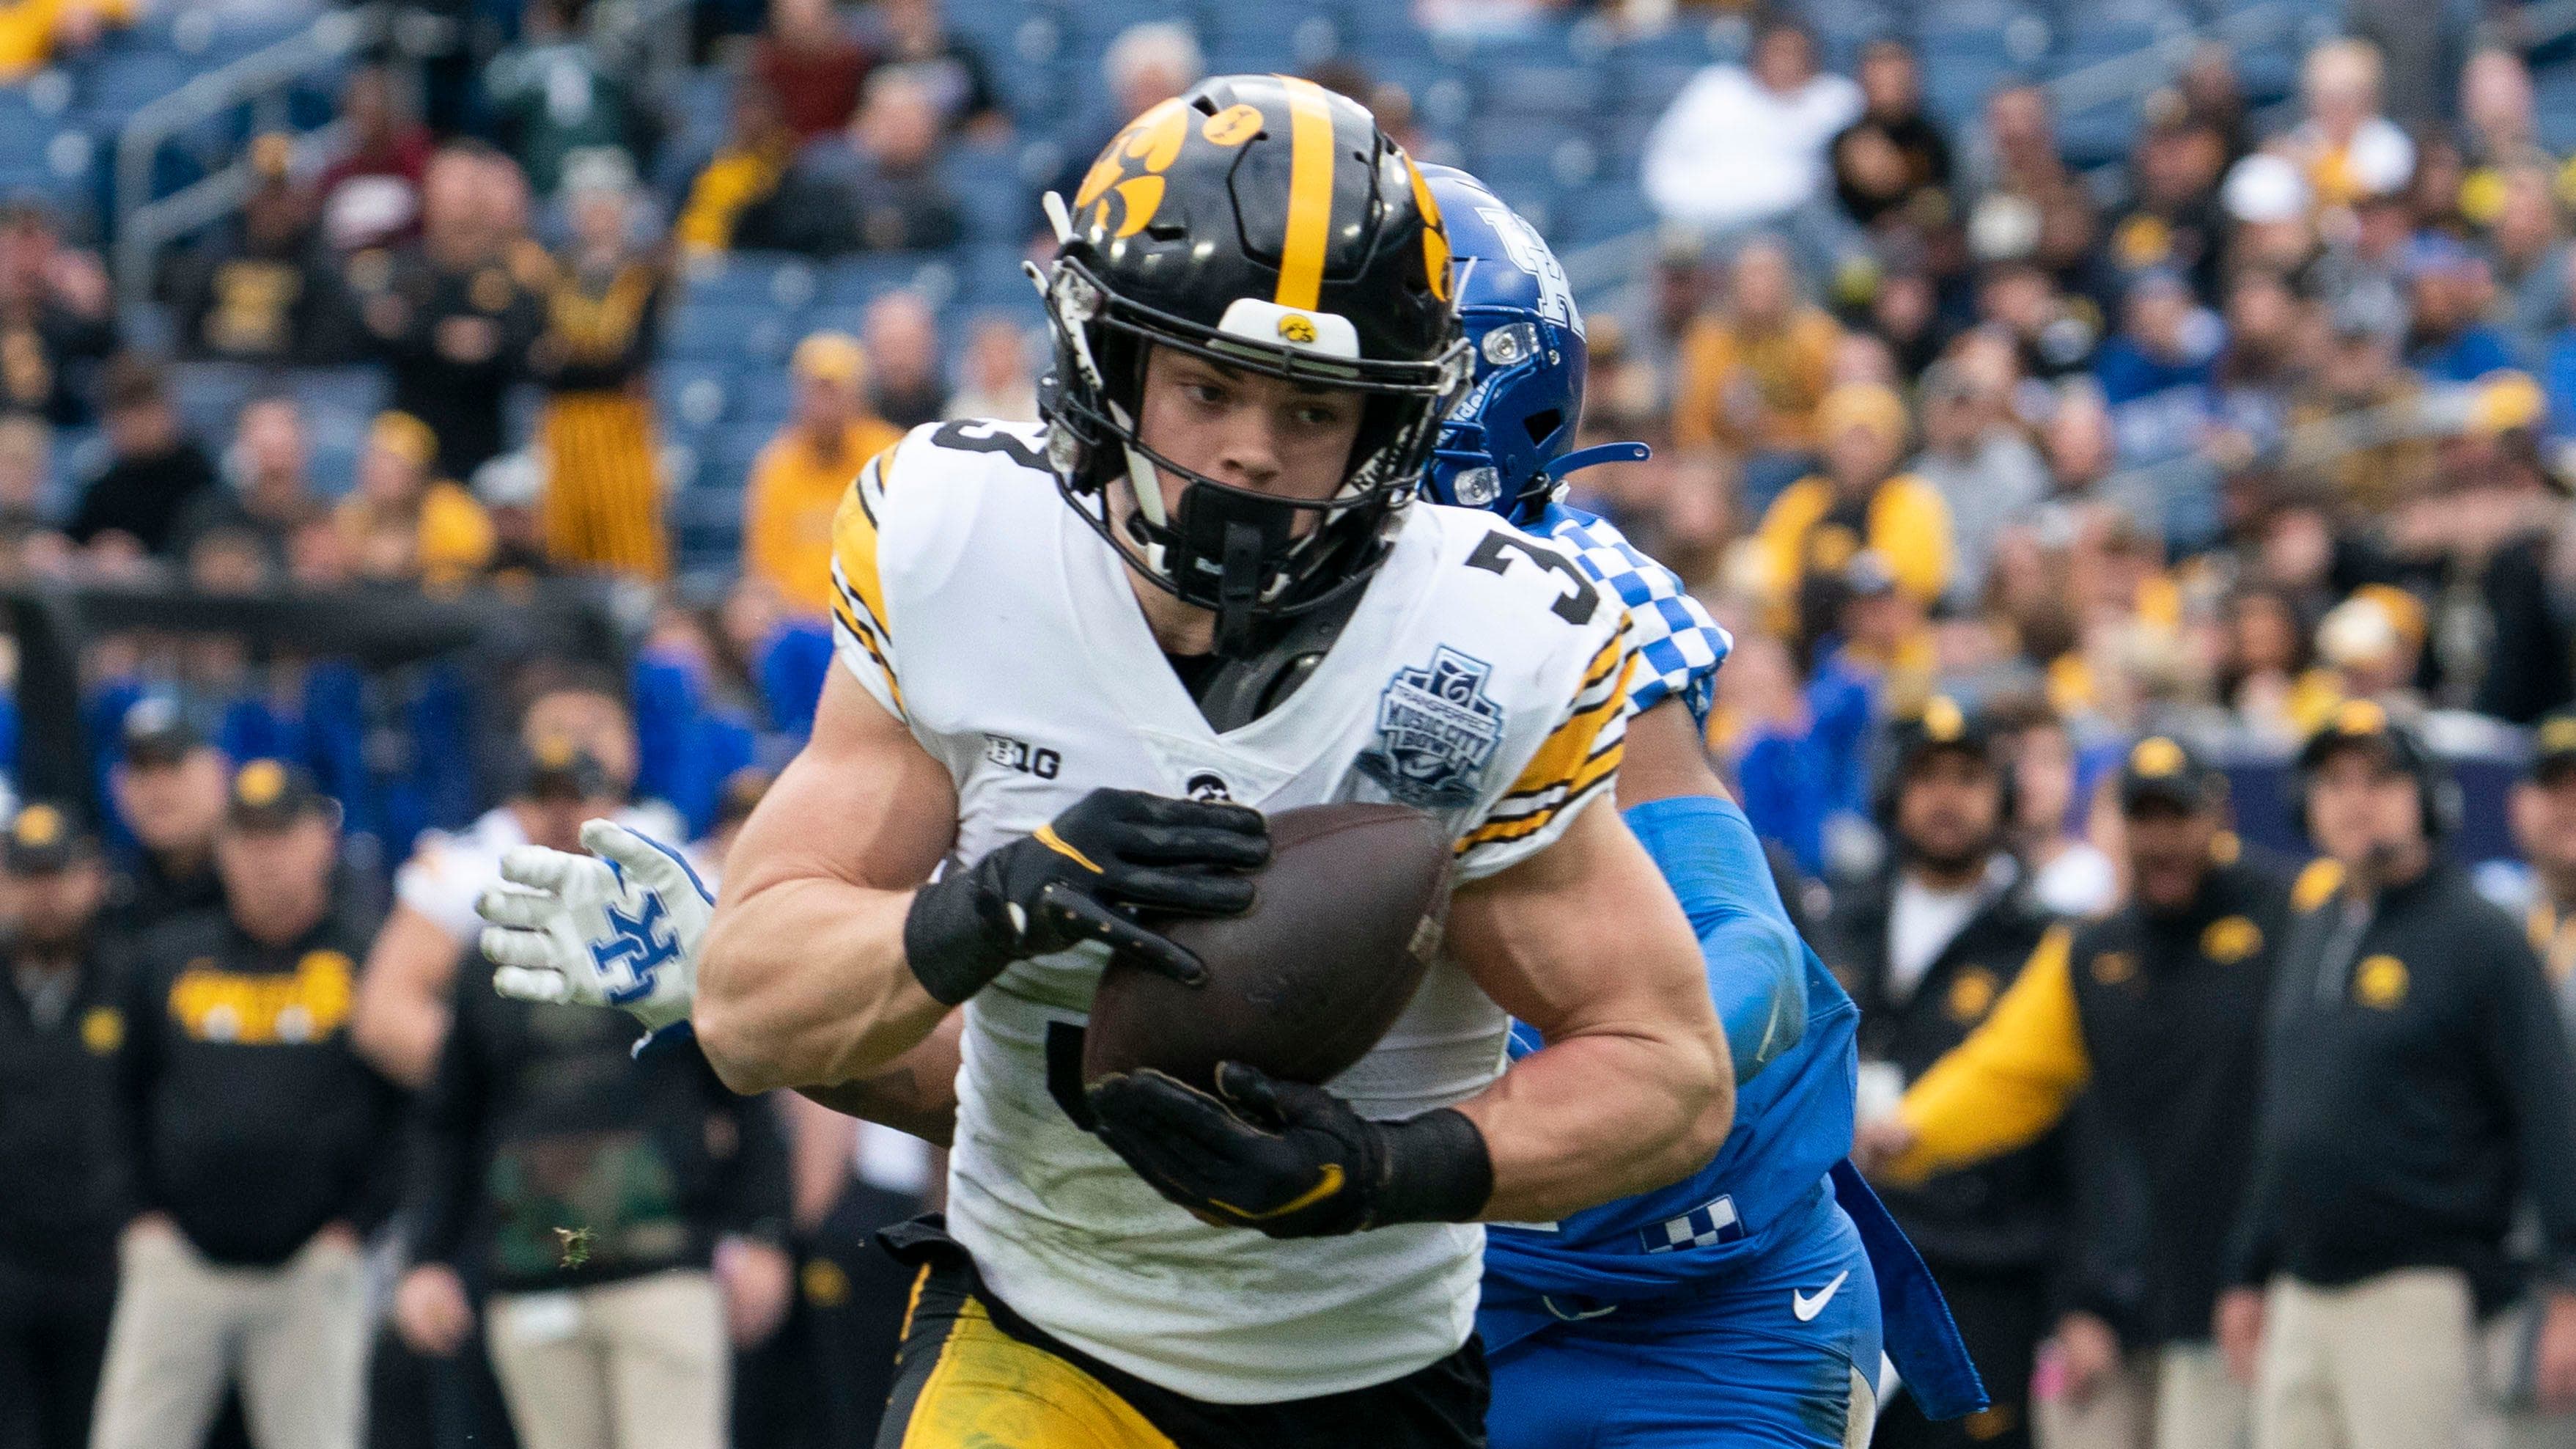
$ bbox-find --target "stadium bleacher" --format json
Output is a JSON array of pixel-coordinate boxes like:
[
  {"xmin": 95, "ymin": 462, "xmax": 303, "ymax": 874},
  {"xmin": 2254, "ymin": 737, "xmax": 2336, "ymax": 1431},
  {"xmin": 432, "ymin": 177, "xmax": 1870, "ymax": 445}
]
[{"xmin": 0, "ymin": 0, "xmax": 2406, "ymax": 579}]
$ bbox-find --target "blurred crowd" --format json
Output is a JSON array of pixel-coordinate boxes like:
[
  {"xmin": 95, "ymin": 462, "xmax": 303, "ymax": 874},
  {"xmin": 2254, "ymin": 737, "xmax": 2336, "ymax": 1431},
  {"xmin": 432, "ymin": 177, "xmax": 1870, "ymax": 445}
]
[
  {"xmin": 1594, "ymin": 25, "xmax": 2576, "ymax": 885},
  {"xmin": 9, "ymin": 0, "xmax": 2576, "ymax": 1447}
]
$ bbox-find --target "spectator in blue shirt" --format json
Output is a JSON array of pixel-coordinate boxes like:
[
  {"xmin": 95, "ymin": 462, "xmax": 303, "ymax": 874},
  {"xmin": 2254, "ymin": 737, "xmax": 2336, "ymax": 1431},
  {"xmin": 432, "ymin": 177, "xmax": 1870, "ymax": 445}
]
[
  {"xmin": 2094, "ymin": 268, "xmax": 2220, "ymax": 467},
  {"xmin": 2406, "ymin": 232, "xmax": 2517, "ymax": 383}
]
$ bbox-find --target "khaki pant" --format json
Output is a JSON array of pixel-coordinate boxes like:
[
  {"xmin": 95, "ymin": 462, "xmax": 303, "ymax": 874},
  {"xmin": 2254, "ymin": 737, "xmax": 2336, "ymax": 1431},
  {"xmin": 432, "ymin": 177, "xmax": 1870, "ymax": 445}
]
[
  {"xmin": 484, "ymin": 1269, "xmax": 726, "ymax": 1449},
  {"xmin": 2154, "ymin": 1343, "xmax": 2251, "ymax": 1449},
  {"xmin": 88, "ymin": 1225, "xmax": 369, "ymax": 1449},
  {"xmin": 2254, "ymin": 1270, "xmax": 2479, "ymax": 1449},
  {"xmin": 2484, "ymin": 1296, "xmax": 2576, "ymax": 1449},
  {"xmin": 2038, "ymin": 1357, "xmax": 2154, "ymax": 1449}
]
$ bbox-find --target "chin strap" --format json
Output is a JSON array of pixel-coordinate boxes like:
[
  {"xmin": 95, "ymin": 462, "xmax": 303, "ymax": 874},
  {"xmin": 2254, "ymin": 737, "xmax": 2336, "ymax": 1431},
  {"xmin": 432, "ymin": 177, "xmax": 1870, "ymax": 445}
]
[{"xmin": 1215, "ymin": 520, "xmax": 1265, "ymax": 656}]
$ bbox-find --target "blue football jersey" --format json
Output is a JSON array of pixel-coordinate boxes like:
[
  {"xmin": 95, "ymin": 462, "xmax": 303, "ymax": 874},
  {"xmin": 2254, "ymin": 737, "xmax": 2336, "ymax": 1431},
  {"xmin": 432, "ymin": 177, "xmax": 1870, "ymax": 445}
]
[
  {"xmin": 1480, "ymin": 514, "xmax": 1852, "ymax": 1343},
  {"xmin": 1484, "ymin": 948, "xmax": 1859, "ymax": 1320},
  {"xmin": 1535, "ymin": 505, "xmax": 1730, "ymax": 730}
]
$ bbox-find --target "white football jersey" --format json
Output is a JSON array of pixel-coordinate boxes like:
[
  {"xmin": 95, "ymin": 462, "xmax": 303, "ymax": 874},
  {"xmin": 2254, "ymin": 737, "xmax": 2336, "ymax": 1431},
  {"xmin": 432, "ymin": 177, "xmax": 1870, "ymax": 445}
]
[{"xmin": 826, "ymin": 419, "xmax": 1637, "ymax": 1404}]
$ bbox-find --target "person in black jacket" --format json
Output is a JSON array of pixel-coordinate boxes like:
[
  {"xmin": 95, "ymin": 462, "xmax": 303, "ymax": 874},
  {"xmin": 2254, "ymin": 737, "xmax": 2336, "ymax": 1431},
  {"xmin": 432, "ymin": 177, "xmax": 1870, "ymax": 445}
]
[
  {"xmin": 346, "ymin": 144, "xmax": 546, "ymax": 482},
  {"xmin": 390, "ymin": 922, "xmax": 792, "ymax": 1449},
  {"xmin": 0, "ymin": 804, "xmax": 122, "ymax": 1449},
  {"xmin": 101, "ymin": 700, "xmax": 229, "ymax": 939},
  {"xmin": 64, "ymin": 354, "xmax": 218, "ymax": 560},
  {"xmin": 89, "ymin": 760, "xmax": 396, "ymax": 1449},
  {"xmin": 2219, "ymin": 702, "xmax": 2576, "ymax": 1449},
  {"xmin": 1823, "ymin": 697, "xmax": 2061, "ymax": 1449},
  {"xmin": 0, "ymin": 199, "xmax": 119, "ymax": 427},
  {"xmin": 1857, "ymin": 735, "xmax": 2296, "ymax": 1448}
]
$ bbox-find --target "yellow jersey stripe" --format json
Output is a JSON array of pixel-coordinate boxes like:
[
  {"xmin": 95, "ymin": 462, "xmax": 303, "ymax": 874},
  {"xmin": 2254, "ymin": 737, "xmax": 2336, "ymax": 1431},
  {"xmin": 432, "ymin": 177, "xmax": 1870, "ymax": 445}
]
[
  {"xmin": 1274, "ymin": 76, "xmax": 1337, "ymax": 311},
  {"xmin": 897, "ymin": 1264, "xmax": 930, "ymax": 1341},
  {"xmin": 1576, "ymin": 631, "xmax": 1624, "ymax": 692},
  {"xmin": 1498, "ymin": 650, "xmax": 1638, "ymax": 802},
  {"xmin": 1455, "ymin": 751, "xmax": 1623, "ymax": 851},
  {"xmin": 831, "ymin": 481, "xmax": 894, "ymax": 654},
  {"xmin": 1485, "ymin": 730, "xmax": 1626, "ymax": 817},
  {"xmin": 831, "ymin": 598, "xmax": 907, "ymax": 712}
]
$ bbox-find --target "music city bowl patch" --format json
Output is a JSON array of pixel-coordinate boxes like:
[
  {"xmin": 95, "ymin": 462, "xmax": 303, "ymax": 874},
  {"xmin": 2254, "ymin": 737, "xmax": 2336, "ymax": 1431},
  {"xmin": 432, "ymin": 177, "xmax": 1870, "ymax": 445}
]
[{"xmin": 1358, "ymin": 645, "xmax": 1505, "ymax": 808}]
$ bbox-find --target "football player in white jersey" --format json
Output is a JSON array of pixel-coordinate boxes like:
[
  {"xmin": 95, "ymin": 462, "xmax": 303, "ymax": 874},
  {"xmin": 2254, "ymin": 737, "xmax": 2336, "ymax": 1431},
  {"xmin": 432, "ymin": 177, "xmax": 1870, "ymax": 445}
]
[{"xmin": 482, "ymin": 76, "xmax": 1729, "ymax": 1446}]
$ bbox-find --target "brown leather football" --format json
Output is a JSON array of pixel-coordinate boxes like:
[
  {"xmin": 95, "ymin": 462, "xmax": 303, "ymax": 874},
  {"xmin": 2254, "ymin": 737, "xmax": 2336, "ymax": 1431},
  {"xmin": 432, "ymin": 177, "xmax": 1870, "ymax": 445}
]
[{"xmin": 1083, "ymin": 802, "xmax": 1453, "ymax": 1093}]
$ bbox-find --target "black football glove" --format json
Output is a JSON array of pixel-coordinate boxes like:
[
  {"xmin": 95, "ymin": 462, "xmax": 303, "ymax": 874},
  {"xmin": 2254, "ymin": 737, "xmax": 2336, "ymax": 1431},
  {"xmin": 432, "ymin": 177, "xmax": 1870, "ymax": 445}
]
[
  {"xmin": 902, "ymin": 788, "xmax": 1268, "ymax": 1005},
  {"xmin": 1086, "ymin": 1061, "xmax": 1493, "ymax": 1239}
]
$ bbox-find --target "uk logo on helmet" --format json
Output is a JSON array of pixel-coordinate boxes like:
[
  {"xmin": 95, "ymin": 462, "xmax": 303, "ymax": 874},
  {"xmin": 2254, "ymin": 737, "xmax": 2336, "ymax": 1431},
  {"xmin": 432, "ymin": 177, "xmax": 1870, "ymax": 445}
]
[{"xmin": 1358, "ymin": 646, "xmax": 1505, "ymax": 808}]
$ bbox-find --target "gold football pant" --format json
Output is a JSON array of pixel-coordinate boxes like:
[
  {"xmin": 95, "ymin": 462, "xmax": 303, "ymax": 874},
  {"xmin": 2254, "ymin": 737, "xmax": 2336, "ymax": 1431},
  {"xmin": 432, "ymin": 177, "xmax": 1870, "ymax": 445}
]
[{"xmin": 872, "ymin": 1217, "xmax": 1488, "ymax": 1449}]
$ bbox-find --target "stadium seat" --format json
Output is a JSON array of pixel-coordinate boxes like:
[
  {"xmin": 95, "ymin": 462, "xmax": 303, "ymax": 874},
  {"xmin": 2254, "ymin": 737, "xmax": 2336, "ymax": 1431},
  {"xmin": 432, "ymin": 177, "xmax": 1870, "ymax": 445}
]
[
  {"xmin": 666, "ymin": 296, "xmax": 802, "ymax": 367},
  {"xmin": 685, "ymin": 253, "xmax": 820, "ymax": 312},
  {"xmin": 77, "ymin": 50, "xmax": 197, "ymax": 124},
  {"xmin": 656, "ymin": 360, "xmax": 734, "ymax": 441},
  {"xmin": 170, "ymin": 361, "xmax": 262, "ymax": 444}
]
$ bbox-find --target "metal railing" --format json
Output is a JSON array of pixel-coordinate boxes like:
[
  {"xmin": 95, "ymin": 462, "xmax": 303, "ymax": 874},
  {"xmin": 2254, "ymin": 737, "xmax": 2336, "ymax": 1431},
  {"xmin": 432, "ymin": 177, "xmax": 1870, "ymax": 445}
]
[
  {"xmin": 113, "ymin": 4, "xmax": 392, "ymax": 311},
  {"xmin": 2040, "ymin": 0, "xmax": 2327, "ymax": 117},
  {"xmin": 111, "ymin": 0, "xmax": 693, "ymax": 312}
]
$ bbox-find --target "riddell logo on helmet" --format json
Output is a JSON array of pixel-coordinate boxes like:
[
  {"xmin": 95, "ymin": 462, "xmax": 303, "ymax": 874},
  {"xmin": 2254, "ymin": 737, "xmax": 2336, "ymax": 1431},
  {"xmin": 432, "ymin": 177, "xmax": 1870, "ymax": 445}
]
[{"xmin": 1276, "ymin": 314, "xmax": 1317, "ymax": 344}]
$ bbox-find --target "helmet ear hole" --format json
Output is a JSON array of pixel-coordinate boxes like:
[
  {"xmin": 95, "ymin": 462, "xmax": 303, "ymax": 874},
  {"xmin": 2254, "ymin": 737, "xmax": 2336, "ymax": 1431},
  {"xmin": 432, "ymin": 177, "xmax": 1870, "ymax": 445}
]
[{"xmin": 1523, "ymin": 408, "xmax": 1563, "ymax": 445}]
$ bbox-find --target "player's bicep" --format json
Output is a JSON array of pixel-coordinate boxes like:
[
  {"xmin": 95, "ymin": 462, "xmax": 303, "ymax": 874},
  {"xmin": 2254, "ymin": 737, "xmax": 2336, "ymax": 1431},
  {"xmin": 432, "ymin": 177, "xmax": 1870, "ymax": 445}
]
[
  {"xmin": 1615, "ymin": 697, "xmax": 1729, "ymax": 807},
  {"xmin": 1448, "ymin": 799, "xmax": 1720, "ymax": 1056},
  {"xmin": 721, "ymin": 666, "xmax": 957, "ymax": 904},
  {"xmin": 351, "ymin": 903, "xmax": 467, "ymax": 1087}
]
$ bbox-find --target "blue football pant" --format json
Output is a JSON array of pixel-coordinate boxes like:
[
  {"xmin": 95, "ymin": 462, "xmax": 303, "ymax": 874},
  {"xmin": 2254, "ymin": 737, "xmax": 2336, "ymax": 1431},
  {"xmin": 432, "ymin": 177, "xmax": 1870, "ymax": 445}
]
[{"xmin": 1487, "ymin": 1205, "xmax": 1882, "ymax": 1448}]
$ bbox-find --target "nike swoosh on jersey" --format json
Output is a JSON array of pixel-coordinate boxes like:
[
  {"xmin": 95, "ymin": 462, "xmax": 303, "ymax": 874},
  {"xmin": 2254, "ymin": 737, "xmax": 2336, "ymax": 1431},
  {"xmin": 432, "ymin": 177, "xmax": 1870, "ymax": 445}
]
[{"xmin": 1792, "ymin": 1269, "xmax": 1850, "ymax": 1322}]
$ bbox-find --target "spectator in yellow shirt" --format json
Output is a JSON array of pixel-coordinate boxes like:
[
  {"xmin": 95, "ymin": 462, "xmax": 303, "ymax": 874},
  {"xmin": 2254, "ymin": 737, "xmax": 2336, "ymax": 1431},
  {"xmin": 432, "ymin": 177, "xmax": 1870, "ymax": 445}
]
[
  {"xmin": 742, "ymin": 332, "xmax": 905, "ymax": 618},
  {"xmin": 1754, "ymin": 382, "xmax": 1952, "ymax": 648},
  {"xmin": 1671, "ymin": 235, "xmax": 1841, "ymax": 507},
  {"xmin": 334, "ymin": 411, "xmax": 495, "ymax": 590}
]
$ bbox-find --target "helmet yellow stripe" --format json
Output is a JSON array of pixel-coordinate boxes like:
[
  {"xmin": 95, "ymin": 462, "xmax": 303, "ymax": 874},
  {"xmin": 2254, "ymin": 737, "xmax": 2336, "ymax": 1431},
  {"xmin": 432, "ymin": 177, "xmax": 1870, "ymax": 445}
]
[{"xmin": 1274, "ymin": 76, "xmax": 1337, "ymax": 311}]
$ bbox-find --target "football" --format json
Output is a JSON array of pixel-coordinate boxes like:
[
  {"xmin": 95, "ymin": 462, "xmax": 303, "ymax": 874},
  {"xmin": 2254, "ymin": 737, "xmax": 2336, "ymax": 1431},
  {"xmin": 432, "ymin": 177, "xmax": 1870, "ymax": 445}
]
[{"xmin": 1083, "ymin": 802, "xmax": 1454, "ymax": 1093}]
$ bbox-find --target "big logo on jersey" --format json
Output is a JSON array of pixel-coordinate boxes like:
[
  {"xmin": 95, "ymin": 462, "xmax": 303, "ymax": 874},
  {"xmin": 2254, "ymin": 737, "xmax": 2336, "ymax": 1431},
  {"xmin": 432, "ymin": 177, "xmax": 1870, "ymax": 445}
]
[{"xmin": 1358, "ymin": 645, "xmax": 1505, "ymax": 807}]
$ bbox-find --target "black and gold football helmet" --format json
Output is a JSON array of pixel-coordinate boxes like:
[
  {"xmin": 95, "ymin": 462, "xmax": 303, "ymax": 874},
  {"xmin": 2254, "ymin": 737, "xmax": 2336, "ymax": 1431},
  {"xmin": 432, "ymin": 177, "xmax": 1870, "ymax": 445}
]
[{"xmin": 1040, "ymin": 74, "xmax": 1468, "ymax": 653}]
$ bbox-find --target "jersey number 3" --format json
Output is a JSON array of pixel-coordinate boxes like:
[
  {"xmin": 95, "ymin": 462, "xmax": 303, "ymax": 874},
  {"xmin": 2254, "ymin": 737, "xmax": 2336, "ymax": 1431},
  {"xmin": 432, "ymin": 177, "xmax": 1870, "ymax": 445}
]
[
  {"xmin": 1466, "ymin": 533, "xmax": 1598, "ymax": 626},
  {"xmin": 931, "ymin": 419, "xmax": 1048, "ymax": 471}
]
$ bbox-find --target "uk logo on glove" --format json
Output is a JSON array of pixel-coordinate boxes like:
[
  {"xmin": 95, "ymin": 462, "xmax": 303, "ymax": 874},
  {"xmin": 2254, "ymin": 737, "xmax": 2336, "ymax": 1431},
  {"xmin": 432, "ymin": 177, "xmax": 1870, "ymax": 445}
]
[{"xmin": 477, "ymin": 819, "xmax": 714, "ymax": 1038}]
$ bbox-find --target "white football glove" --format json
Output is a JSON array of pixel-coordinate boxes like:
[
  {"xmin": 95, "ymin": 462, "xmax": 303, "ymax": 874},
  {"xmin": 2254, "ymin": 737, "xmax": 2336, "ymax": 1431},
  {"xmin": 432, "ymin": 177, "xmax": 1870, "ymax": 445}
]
[{"xmin": 477, "ymin": 818, "xmax": 711, "ymax": 1034}]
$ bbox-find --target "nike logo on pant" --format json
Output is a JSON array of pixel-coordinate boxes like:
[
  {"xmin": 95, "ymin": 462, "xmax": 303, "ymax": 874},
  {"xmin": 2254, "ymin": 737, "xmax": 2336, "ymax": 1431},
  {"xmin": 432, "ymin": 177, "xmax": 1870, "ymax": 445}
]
[{"xmin": 1792, "ymin": 1269, "xmax": 1849, "ymax": 1322}]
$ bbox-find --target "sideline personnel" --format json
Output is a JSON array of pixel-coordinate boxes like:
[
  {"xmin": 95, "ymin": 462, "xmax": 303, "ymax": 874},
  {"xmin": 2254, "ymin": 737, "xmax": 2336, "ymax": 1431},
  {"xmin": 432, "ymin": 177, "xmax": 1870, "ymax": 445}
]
[
  {"xmin": 1828, "ymin": 698, "xmax": 2060, "ymax": 1449},
  {"xmin": 1859, "ymin": 736, "xmax": 2291, "ymax": 1448},
  {"xmin": 2219, "ymin": 703, "xmax": 2576, "ymax": 1449},
  {"xmin": 0, "ymin": 804, "xmax": 122, "ymax": 1449},
  {"xmin": 90, "ymin": 761, "xmax": 396, "ymax": 1449}
]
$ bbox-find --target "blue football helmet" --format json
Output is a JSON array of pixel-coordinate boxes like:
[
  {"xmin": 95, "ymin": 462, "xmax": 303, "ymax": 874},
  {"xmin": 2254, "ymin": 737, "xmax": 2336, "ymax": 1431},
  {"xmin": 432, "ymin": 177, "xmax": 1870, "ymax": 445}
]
[{"xmin": 1420, "ymin": 166, "xmax": 1647, "ymax": 524}]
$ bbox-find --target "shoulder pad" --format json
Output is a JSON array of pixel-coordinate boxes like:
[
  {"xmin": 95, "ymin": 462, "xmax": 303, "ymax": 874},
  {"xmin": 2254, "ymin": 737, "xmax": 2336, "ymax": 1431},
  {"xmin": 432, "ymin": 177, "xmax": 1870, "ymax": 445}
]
[
  {"xmin": 912, "ymin": 417, "xmax": 1055, "ymax": 480},
  {"xmin": 1431, "ymin": 505, "xmax": 1613, "ymax": 634},
  {"xmin": 1539, "ymin": 505, "xmax": 1729, "ymax": 727}
]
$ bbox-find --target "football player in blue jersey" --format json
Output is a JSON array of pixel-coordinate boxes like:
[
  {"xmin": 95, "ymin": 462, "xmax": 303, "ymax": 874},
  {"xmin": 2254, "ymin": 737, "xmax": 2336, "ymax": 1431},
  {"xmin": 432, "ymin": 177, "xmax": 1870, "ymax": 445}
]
[{"xmin": 1419, "ymin": 165, "xmax": 1983, "ymax": 1447}]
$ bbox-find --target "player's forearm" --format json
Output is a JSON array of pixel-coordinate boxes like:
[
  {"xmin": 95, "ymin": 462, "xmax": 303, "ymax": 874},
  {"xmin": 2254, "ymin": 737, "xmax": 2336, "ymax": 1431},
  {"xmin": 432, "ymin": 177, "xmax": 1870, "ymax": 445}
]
[
  {"xmin": 793, "ymin": 1013, "xmax": 963, "ymax": 1147},
  {"xmin": 1447, "ymin": 801, "xmax": 1734, "ymax": 1221},
  {"xmin": 695, "ymin": 876, "xmax": 947, "ymax": 1094},
  {"xmin": 351, "ymin": 1001, "xmax": 449, "ymax": 1091},
  {"xmin": 1461, "ymin": 1024, "xmax": 1733, "ymax": 1222},
  {"xmin": 1624, "ymin": 793, "xmax": 1808, "ymax": 1084}
]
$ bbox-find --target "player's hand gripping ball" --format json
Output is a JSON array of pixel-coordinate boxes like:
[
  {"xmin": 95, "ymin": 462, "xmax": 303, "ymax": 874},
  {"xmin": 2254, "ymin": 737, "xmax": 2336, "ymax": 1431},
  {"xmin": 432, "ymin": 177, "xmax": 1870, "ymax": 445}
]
[
  {"xmin": 902, "ymin": 788, "xmax": 1270, "ymax": 1005},
  {"xmin": 476, "ymin": 819, "xmax": 713, "ymax": 1034},
  {"xmin": 1089, "ymin": 1062, "xmax": 1492, "ymax": 1239}
]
